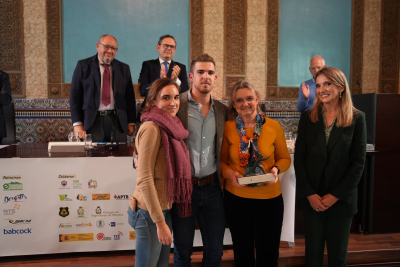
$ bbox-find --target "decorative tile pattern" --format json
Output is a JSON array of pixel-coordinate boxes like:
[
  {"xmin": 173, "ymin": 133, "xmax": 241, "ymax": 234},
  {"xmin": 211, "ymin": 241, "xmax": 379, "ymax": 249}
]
[
  {"xmin": 267, "ymin": 0, "xmax": 279, "ymax": 87},
  {"xmin": 16, "ymin": 119, "xmax": 72, "ymax": 143},
  {"xmin": 226, "ymin": 0, "xmax": 245, "ymax": 75},
  {"xmin": 279, "ymin": 87, "xmax": 299, "ymax": 99},
  {"xmin": 362, "ymin": 0, "xmax": 381, "ymax": 94},
  {"xmin": 23, "ymin": 0, "xmax": 48, "ymax": 98},
  {"xmin": 350, "ymin": 0, "xmax": 364, "ymax": 94},
  {"xmin": 8, "ymin": 73, "xmax": 23, "ymax": 96},
  {"xmin": 14, "ymin": 98, "xmax": 70, "ymax": 109},
  {"xmin": 379, "ymin": 0, "xmax": 399, "ymax": 93},
  {"xmin": 204, "ymin": 0, "xmax": 225, "ymax": 100},
  {"xmin": 225, "ymin": 77, "xmax": 244, "ymax": 98},
  {"xmin": 46, "ymin": 0, "xmax": 62, "ymax": 85},
  {"xmin": 263, "ymin": 100, "xmax": 298, "ymax": 110},
  {"xmin": 191, "ymin": 0, "xmax": 204, "ymax": 60},
  {"xmin": 246, "ymin": 0, "xmax": 267, "ymax": 99},
  {"xmin": 0, "ymin": 0, "xmax": 23, "ymax": 71}
]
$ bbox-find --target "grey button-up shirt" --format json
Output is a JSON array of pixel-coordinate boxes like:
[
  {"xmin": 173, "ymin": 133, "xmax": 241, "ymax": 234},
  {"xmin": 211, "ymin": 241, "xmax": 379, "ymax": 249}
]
[{"xmin": 187, "ymin": 90, "xmax": 217, "ymax": 178}]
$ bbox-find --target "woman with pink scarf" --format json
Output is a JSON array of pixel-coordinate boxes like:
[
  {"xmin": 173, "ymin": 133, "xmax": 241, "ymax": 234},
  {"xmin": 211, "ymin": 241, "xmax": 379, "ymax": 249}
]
[{"xmin": 128, "ymin": 78, "xmax": 192, "ymax": 267}]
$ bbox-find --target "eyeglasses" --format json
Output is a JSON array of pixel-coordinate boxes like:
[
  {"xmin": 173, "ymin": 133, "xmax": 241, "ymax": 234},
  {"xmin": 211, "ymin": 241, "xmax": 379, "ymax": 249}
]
[
  {"xmin": 99, "ymin": 43, "xmax": 118, "ymax": 52},
  {"xmin": 309, "ymin": 66, "xmax": 323, "ymax": 71},
  {"xmin": 161, "ymin": 44, "xmax": 176, "ymax": 49}
]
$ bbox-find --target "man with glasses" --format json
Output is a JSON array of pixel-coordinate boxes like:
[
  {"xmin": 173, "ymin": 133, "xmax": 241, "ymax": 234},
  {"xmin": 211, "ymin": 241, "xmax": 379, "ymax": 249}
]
[
  {"xmin": 138, "ymin": 35, "xmax": 189, "ymax": 110},
  {"xmin": 70, "ymin": 34, "xmax": 136, "ymax": 142},
  {"xmin": 296, "ymin": 55, "xmax": 326, "ymax": 112}
]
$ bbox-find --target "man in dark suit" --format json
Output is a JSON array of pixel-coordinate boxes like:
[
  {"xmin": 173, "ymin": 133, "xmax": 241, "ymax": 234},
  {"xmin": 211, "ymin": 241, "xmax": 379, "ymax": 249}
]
[
  {"xmin": 70, "ymin": 34, "xmax": 136, "ymax": 142},
  {"xmin": 137, "ymin": 35, "xmax": 189, "ymax": 122},
  {"xmin": 0, "ymin": 70, "xmax": 12, "ymax": 145}
]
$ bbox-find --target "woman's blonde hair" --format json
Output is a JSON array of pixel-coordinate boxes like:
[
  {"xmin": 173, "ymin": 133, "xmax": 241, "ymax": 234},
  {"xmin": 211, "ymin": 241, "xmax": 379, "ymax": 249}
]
[
  {"xmin": 309, "ymin": 67, "xmax": 354, "ymax": 127},
  {"xmin": 227, "ymin": 80, "xmax": 264, "ymax": 119},
  {"xmin": 140, "ymin": 78, "xmax": 180, "ymax": 114}
]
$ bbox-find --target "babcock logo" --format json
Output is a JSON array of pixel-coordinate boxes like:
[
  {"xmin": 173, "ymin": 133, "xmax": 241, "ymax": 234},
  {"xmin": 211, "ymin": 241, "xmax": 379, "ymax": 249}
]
[{"xmin": 4, "ymin": 228, "xmax": 32, "ymax": 234}]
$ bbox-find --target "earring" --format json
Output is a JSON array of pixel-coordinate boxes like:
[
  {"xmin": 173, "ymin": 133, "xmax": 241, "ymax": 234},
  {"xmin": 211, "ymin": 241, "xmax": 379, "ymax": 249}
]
[{"xmin": 339, "ymin": 92, "xmax": 342, "ymax": 99}]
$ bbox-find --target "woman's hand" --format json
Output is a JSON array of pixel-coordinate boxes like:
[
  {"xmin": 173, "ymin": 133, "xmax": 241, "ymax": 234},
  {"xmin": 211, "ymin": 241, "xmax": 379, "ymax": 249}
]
[
  {"xmin": 266, "ymin": 167, "xmax": 279, "ymax": 185},
  {"xmin": 155, "ymin": 220, "xmax": 172, "ymax": 245},
  {"xmin": 321, "ymin": 194, "xmax": 339, "ymax": 208},
  {"xmin": 227, "ymin": 169, "xmax": 246, "ymax": 188},
  {"xmin": 307, "ymin": 194, "xmax": 329, "ymax": 212}
]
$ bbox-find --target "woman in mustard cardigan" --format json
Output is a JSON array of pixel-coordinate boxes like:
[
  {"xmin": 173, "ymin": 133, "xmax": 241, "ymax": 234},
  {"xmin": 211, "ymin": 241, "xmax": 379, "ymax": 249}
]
[{"xmin": 221, "ymin": 80, "xmax": 291, "ymax": 267}]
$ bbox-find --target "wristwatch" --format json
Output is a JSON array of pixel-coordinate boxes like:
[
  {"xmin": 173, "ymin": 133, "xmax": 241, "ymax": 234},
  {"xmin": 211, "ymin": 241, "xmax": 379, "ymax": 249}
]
[{"xmin": 271, "ymin": 166, "xmax": 280, "ymax": 174}]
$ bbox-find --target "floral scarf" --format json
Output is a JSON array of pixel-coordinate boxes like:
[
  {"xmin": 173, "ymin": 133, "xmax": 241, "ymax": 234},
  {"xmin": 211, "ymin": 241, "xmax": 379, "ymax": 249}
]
[{"xmin": 236, "ymin": 114, "xmax": 266, "ymax": 188}]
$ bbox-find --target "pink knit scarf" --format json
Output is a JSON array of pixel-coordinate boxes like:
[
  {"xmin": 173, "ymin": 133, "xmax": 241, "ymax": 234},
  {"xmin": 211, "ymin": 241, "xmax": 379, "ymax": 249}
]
[{"xmin": 141, "ymin": 107, "xmax": 192, "ymax": 217}]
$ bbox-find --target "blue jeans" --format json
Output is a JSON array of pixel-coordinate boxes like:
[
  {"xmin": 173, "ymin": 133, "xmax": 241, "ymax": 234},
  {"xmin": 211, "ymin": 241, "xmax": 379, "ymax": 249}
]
[
  {"xmin": 171, "ymin": 180, "xmax": 225, "ymax": 267},
  {"xmin": 128, "ymin": 207, "xmax": 172, "ymax": 267}
]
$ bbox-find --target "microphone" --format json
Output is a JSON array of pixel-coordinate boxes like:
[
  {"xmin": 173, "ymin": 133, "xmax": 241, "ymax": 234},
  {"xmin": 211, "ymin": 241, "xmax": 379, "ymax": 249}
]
[{"xmin": 105, "ymin": 110, "xmax": 119, "ymax": 151}]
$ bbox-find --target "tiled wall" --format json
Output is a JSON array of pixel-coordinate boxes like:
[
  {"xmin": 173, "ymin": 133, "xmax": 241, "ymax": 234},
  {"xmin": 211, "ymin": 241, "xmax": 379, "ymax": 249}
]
[{"xmin": 14, "ymin": 99, "xmax": 300, "ymax": 143}]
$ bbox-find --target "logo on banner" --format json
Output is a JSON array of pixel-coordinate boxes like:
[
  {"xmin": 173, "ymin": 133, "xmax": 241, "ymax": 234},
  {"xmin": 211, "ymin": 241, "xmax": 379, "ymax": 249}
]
[
  {"xmin": 3, "ymin": 209, "xmax": 16, "ymax": 215},
  {"xmin": 3, "ymin": 175, "xmax": 21, "ymax": 180},
  {"xmin": 5, "ymin": 219, "xmax": 31, "ymax": 224},
  {"xmin": 59, "ymin": 233, "xmax": 94, "ymax": 242},
  {"xmin": 73, "ymin": 180, "xmax": 82, "ymax": 189},
  {"xmin": 59, "ymin": 223, "xmax": 72, "ymax": 228},
  {"xmin": 109, "ymin": 222, "xmax": 124, "ymax": 227},
  {"xmin": 114, "ymin": 231, "xmax": 123, "ymax": 240},
  {"xmin": 129, "ymin": 231, "xmax": 136, "ymax": 240},
  {"xmin": 77, "ymin": 206, "xmax": 85, "ymax": 218},
  {"xmin": 76, "ymin": 222, "xmax": 92, "ymax": 228},
  {"xmin": 14, "ymin": 204, "xmax": 20, "ymax": 210},
  {"xmin": 76, "ymin": 194, "xmax": 87, "ymax": 201},
  {"xmin": 58, "ymin": 175, "xmax": 76, "ymax": 179},
  {"xmin": 59, "ymin": 195, "xmax": 73, "ymax": 201},
  {"xmin": 59, "ymin": 207, "xmax": 69, "ymax": 217},
  {"xmin": 59, "ymin": 180, "xmax": 70, "ymax": 189},
  {"xmin": 88, "ymin": 179, "xmax": 97, "ymax": 189},
  {"xmin": 95, "ymin": 206, "xmax": 102, "ymax": 214},
  {"xmin": 4, "ymin": 228, "xmax": 32, "ymax": 234},
  {"xmin": 91, "ymin": 206, "xmax": 122, "ymax": 218},
  {"xmin": 96, "ymin": 232, "xmax": 111, "ymax": 241},
  {"xmin": 96, "ymin": 219, "xmax": 105, "ymax": 228},
  {"xmin": 4, "ymin": 194, "xmax": 27, "ymax": 203},
  {"xmin": 114, "ymin": 195, "xmax": 129, "ymax": 200},
  {"xmin": 3, "ymin": 182, "xmax": 23, "ymax": 191},
  {"xmin": 92, "ymin": 194, "xmax": 110, "ymax": 200}
]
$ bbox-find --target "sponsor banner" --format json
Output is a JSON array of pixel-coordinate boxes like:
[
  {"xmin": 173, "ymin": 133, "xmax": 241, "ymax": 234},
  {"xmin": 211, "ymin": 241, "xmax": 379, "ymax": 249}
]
[
  {"xmin": 114, "ymin": 195, "xmax": 129, "ymax": 200},
  {"xmin": 4, "ymin": 219, "xmax": 31, "ymax": 225},
  {"xmin": 129, "ymin": 231, "xmax": 136, "ymax": 240},
  {"xmin": 4, "ymin": 228, "xmax": 32, "ymax": 234},
  {"xmin": 3, "ymin": 182, "xmax": 23, "ymax": 191},
  {"xmin": 73, "ymin": 180, "xmax": 82, "ymax": 189},
  {"xmin": 59, "ymin": 180, "xmax": 70, "ymax": 189},
  {"xmin": 76, "ymin": 194, "xmax": 87, "ymax": 201},
  {"xmin": 59, "ymin": 223, "xmax": 72, "ymax": 228},
  {"xmin": 59, "ymin": 233, "xmax": 94, "ymax": 242},
  {"xmin": 88, "ymin": 179, "xmax": 97, "ymax": 189},
  {"xmin": 3, "ymin": 194, "xmax": 27, "ymax": 203},
  {"xmin": 2, "ymin": 176, "xmax": 21, "ymax": 180},
  {"xmin": 92, "ymin": 194, "xmax": 110, "ymax": 200}
]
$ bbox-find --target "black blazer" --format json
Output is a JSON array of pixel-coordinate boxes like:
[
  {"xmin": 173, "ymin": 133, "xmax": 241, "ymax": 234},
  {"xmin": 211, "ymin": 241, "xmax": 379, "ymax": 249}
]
[
  {"xmin": 138, "ymin": 58, "xmax": 189, "ymax": 96},
  {"xmin": 294, "ymin": 110, "xmax": 367, "ymax": 215},
  {"xmin": 69, "ymin": 54, "xmax": 136, "ymax": 132},
  {"xmin": 0, "ymin": 71, "xmax": 12, "ymax": 138}
]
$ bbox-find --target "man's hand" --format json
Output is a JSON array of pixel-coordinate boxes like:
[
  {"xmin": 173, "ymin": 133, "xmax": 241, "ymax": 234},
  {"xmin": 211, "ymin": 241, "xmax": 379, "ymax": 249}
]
[
  {"xmin": 266, "ymin": 167, "xmax": 279, "ymax": 185},
  {"xmin": 301, "ymin": 82, "xmax": 310, "ymax": 98},
  {"xmin": 171, "ymin": 65, "xmax": 181, "ymax": 80},
  {"xmin": 127, "ymin": 125, "xmax": 135, "ymax": 135},
  {"xmin": 73, "ymin": 125, "xmax": 86, "ymax": 139},
  {"xmin": 156, "ymin": 220, "xmax": 173, "ymax": 245},
  {"xmin": 321, "ymin": 194, "xmax": 339, "ymax": 208},
  {"xmin": 307, "ymin": 194, "xmax": 329, "ymax": 212},
  {"xmin": 160, "ymin": 66, "xmax": 167, "ymax": 78},
  {"xmin": 227, "ymin": 169, "xmax": 246, "ymax": 188}
]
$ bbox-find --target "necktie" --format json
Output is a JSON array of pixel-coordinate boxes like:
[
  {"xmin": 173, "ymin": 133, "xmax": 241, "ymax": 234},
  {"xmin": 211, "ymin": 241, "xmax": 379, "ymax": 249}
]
[
  {"xmin": 162, "ymin": 62, "xmax": 169, "ymax": 76},
  {"xmin": 102, "ymin": 64, "xmax": 111, "ymax": 106}
]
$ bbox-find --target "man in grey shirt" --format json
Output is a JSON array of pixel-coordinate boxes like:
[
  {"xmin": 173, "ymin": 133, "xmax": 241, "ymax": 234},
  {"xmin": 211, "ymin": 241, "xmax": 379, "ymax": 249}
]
[{"xmin": 173, "ymin": 53, "xmax": 228, "ymax": 267}]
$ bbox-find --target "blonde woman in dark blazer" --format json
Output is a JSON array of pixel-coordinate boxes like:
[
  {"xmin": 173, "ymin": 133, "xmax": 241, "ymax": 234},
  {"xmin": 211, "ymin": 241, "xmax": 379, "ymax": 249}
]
[{"xmin": 294, "ymin": 67, "xmax": 367, "ymax": 267}]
